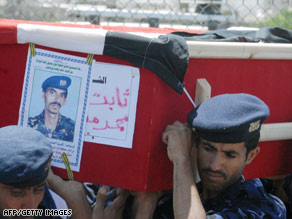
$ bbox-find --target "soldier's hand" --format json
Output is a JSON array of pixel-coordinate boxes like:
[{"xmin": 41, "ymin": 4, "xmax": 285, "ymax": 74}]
[
  {"xmin": 46, "ymin": 168, "xmax": 84, "ymax": 200},
  {"xmin": 46, "ymin": 168, "xmax": 92, "ymax": 219},
  {"xmin": 93, "ymin": 187, "xmax": 129, "ymax": 219},
  {"xmin": 162, "ymin": 121, "xmax": 193, "ymax": 163},
  {"xmin": 129, "ymin": 190, "xmax": 163, "ymax": 219}
]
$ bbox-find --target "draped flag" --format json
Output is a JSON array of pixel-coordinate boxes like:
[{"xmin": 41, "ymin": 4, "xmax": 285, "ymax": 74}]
[
  {"xmin": 1, "ymin": 21, "xmax": 189, "ymax": 94},
  {"xmin": 103, "ymin": 31, "xmax": 189, "ymax": 94}
]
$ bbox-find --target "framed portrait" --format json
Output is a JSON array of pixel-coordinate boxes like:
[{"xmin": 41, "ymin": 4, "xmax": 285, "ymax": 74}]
[{"xmin": 19, "ymin": 48, "xmax": 92, "ymax": 172}]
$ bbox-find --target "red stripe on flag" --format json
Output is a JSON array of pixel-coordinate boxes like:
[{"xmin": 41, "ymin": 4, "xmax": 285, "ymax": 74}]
[{"xmin": 0, "ymin": 19, "xmax": 18, "ymax": 44}]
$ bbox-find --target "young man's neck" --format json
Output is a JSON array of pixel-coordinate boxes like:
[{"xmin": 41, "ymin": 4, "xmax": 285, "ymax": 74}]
[
  {"xmin": 201, "ymin": 187, "xmax": 222, "ymax": 200},
  {"xmin": 201, "ymin": 175, "xmax": 242, "ymax": 200}
]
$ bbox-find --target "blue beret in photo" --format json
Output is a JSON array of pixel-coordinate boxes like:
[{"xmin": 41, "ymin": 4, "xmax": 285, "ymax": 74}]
[
  {"xmin": 42, "ymin": 75, "xmax": 71, "ymax": 92},
  {"xmin": 0, "ymin": 126, "xmax": 53, "ymax": 187},
  {"xmin": 187, "ymin": 93, "xmax": 270, "ymax": 143}
]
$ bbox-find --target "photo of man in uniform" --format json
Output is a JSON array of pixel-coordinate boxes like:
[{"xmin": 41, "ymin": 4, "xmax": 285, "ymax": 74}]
[{"xmin": 28, "ymin": 75, "xmax": 75, "ymax": 142}]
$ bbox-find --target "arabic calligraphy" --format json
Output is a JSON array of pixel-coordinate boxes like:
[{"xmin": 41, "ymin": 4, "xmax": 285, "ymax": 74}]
[
  {"xmin": 84, "ymin": 63, "xmax": 139, "ymax": 148},
  {"xmin": 92, "ymin": 76, "xmax": 107, "ymax": 84},
  {"xmin": 90, "ymin": 87, "xmax": 130, "ymax": 108},
  {"xmin": 37, "ymin": 59, "xmax": 81, "ymax": 74},
  {"xmin": 50, "ymin": 140, "xmax": 75, "ymax": 160},
  {"xmin": 87, "ymin": 83, "xmax": 131, "ymax": 133},
  {"xmin": 87, "ymin": 115, "xmax": 128, "ymax": 132}
]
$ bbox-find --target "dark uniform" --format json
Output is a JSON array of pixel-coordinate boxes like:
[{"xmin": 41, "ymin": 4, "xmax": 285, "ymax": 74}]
[
  {"xmin": 283, "ymin": 173, "xmax": 292, "ymax": 218},
  {"xmin": 29, "ymin": 110, "xmax": 75, "ymax": 142},
  {"xmin": 200, "ymin": 176, "xmax": 286, "ymax": 218},
  {"xmin": 148, "ymin": 176, "xmax": 286, "ymax": 219}
]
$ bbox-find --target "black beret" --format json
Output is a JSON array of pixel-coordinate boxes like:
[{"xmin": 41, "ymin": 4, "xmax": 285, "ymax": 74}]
[
  {"xmin": 187, "ymin": 93, "xmax": 270, "ymax": 143},
  {"xmin": 0, "ymin": 126, "xmax": 52, "ymax": 187},
  {"xmin": 42, "ymin": 75, "xmax": 71, "ymax": 92}
]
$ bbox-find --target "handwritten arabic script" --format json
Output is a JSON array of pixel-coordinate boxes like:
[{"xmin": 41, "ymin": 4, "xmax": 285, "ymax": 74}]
[
  {"xmin": 90, "ymin": 87, "xmax": 130, "ymax": 108},
  {"xmin": 87, "ymin": 87, "xmax": 130, "ymax": 132},
  {"xmin": 85, "ymin": 62, "xmax": 140, "ymax": 149}
]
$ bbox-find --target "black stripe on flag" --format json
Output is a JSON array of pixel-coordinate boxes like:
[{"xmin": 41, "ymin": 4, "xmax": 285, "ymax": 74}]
[{"xmin": 103, "ymin": 31, "xmax": 189, "ymax": 94}]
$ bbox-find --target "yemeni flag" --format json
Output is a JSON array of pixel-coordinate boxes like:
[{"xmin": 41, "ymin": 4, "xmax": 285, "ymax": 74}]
[
  {"xmin": 104, "ymin": 31, "xmax": 189, "ymax": 94},
  {"xmin": 1, "ymin": 21, "xmax": 189, "ymax": 94}
]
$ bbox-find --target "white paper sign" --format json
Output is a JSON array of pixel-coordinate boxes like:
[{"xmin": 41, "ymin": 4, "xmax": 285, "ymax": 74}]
[
  {"xmin": 18, "ymin": 48, "xmax": 92, "ymax": 172},
  {"xmin": 85, "ymin": 62, "xmax": 140, "ymax": 148}
]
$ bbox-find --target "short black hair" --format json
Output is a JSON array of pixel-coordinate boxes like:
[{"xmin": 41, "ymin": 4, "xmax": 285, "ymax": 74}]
[{"xmin": 244, "ymin": 131, "xmax": 260, "ymax": 157}]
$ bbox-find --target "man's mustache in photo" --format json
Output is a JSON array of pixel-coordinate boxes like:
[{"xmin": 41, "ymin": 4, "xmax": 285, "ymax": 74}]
[{"xmin": 50, "ymin": 101, "xmax": 62, "ymax": 107}]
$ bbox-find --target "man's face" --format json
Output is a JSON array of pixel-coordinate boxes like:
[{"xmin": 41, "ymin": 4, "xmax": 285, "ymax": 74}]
[
  {"xmin": 42, "ymin": 87, "xmax": 67, "ymax": 115},
  {"xmin": 196, "ymin": 138, "xmax": 259, "ymax": 196},
  {"xmin": 0, "ymin": 182, "xmax": 45, "ymax": 218}
]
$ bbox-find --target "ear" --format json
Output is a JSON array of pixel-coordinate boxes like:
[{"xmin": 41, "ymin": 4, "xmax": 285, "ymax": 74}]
[
  {"xmin": 245, "ymin": 146, "xmax": 260, "ymax": 165},
  {"xmin": 42, "ymin": 91, "xmax": 45, "ymax": 100}
]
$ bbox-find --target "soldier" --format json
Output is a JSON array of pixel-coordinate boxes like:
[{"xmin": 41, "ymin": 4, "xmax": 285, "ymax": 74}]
[
  {"xmin": 0, "ymin": 125, "xmax": 53, "ymax": 217},
  {"xmin": 0, "ymin": 125, "xmax": 91, "ymax": 219},
  {"xmin": 162, "ymin": 93, "xmax": 286, "ymax": 218},
  {"xmin": 130, "ymin": 93, "xmax": 286, "ymax": 218},
  {"xmin": 28, "ymin": 75, "xmax": 75, "ymax": 142}
]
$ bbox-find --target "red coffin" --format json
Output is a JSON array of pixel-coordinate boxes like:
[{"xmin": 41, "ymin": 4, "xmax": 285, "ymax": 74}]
[{"xmin": 0, "ymin": 19, "xmax": 291, "ymax": 191}]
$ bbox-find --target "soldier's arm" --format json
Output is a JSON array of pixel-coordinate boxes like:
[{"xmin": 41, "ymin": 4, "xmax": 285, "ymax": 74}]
[
  {"xmin": 46, "ymin": 168, "xmax": 92, "ymax": 219},
  {"xmin": 162, "ymin": 121, "xmax": 206, "ymax": 219}
]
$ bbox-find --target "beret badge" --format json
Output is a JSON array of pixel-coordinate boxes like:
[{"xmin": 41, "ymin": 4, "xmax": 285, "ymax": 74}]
[
  {"xmin": 60, "ymin": 80, "xmax": 67, "ymax": 86},
  {"xmin": 249, "ymin": 120, "xmax": 261, "ymax": 132}
]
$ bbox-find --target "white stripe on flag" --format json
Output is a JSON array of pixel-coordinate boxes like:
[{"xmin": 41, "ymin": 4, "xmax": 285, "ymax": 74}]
[{"xmin": 17, "ymin": 23, "xmax": 107, "ymax": 55}]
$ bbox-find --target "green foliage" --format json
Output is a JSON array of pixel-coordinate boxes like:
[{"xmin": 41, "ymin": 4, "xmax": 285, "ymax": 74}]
[{"xmin": 255, "ymin": 9, "xmax": 292, "ymax": 30}]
